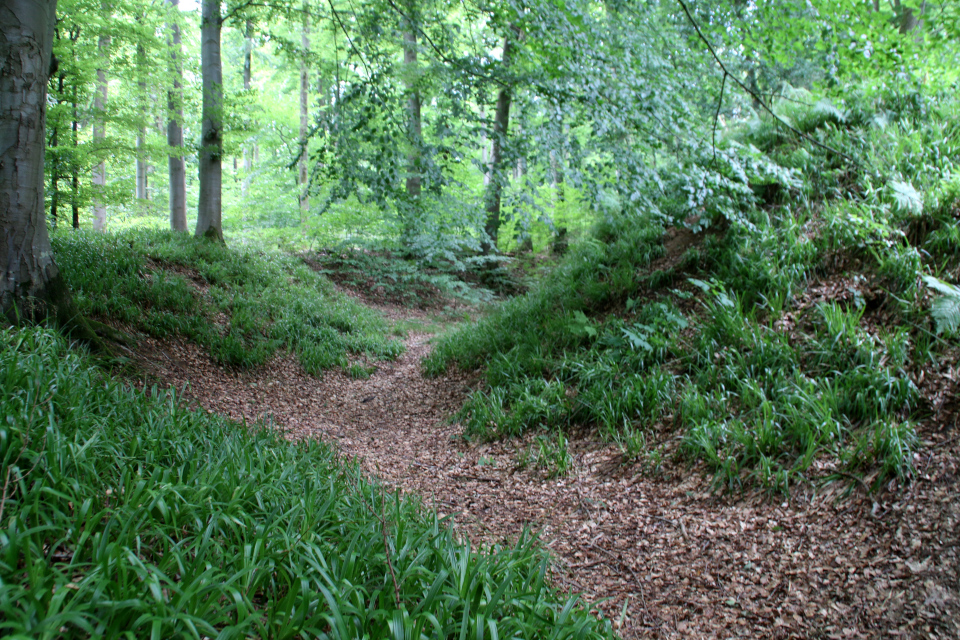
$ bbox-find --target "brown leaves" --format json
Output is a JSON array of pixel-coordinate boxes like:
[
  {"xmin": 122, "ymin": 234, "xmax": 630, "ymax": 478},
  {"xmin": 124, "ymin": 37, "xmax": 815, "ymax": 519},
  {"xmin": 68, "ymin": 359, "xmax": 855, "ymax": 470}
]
[{"xmin": 127, "ymin": 298, "xmax": 960, "ymax": 640}]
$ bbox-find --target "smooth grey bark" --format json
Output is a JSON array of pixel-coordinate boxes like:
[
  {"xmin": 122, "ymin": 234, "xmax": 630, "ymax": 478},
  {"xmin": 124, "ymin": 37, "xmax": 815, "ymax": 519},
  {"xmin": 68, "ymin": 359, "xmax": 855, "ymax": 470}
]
[
  {"xmin": 50, "ymin": 74, "xmax": 64, "ymax": 227},
  {"xmin": 196, "ymin": 0, "xmax": 223, "ymax": 242},
  {"xmin": 135, "ymin": 135, "xmax": 148, "ymax": 199},
  {"xmin": 92, "ymin": 32, "xmax": 110, "ymax": 230},
  {"xmin": 401, "ymin": 5, "xmax": 421, "ymax": 245},
  {"xmin": 167, "ymin": 0, "xmax": 186, "ymax": 231},
  {"xmin": 0, "ymin": 0, "xmax": 78, "ymax": 324},
  {"xmin": 299, "ymin": 2, "xmax": 309, "ymax": 218},
  {"xmin": 481, "ymin": 34, "xmax": 515, "ymax": 255},
  {"xmin": 136, "ymin": 43, "xmax": 148, "ymax": 201},
  {"xmin": 242, "ymin": 18, "xmax": 253, "ymax": 195},
  {"xmin": 894, "ymin": 0, "xmax": 923, "ymax": 34},
  {"xmin": 402, "ymin": 14, "xmax": 421, "ymax": 202}
]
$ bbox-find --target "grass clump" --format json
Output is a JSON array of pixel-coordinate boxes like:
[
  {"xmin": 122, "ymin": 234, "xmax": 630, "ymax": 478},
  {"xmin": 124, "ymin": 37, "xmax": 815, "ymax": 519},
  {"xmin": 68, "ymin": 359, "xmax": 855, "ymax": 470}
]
[
  {"xmin": 0, "ymin": 326, "xmax": 611, "ymax": 638},
  {"xmin": 428, "ymin": 142, "xmax": 933, "ymax": 491},
  {"xmin": 53, "ymin": 228, "xmax": 403, "ymax": 371}
]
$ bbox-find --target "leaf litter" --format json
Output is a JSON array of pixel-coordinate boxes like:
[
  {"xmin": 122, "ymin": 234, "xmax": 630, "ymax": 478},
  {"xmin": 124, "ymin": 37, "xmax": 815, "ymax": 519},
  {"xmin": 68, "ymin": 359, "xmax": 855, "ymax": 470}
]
[{"xmin": 129, "ymin": 298, "xmax": 960, "ymax": 640}]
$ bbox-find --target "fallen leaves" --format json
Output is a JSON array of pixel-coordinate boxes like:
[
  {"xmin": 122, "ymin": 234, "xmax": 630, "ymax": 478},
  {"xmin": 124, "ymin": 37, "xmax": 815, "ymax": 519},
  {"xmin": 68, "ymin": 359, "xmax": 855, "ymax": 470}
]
[{"xmin": 126, "ymin": 298, "xmax": 960, "ymax": 640}]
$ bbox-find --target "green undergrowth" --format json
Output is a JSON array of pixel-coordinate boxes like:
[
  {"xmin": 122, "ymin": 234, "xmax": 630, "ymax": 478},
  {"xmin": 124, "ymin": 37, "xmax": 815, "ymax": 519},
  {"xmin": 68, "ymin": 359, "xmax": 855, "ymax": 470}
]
[
  {"xmin": 426, "ymin": 87, "xmax": 960, "ymax": 491},
  {"xmin": 308, "ymin": 245, "xmax": 503, "ymax": 308},
  {"xmin": 0, "ymin": 327, "xmax": 611, "ymax": 639},
  {"xmin": 52, "ymin": 229, "xmax": 403, "ymax": 371}
]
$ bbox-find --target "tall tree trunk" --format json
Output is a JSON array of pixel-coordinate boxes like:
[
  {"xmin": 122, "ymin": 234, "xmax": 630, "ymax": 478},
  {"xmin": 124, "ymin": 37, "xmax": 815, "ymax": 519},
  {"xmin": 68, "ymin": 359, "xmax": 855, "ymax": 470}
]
[
  {"xmin": 50, "ymin": 74, "xmax": 65, "ymax": 228},
  {"xmin": 299, "ymin": 2, "xmax": 310, "ymax": 219},
  {"xmin": 481, "ymin": 122, "xmax": 491, "ymax": 187},
  {"xmin": 894, "ymin": 0, "xmax": 924, "ymax": 34},
  {"xmin": 401, "ymin": 3, "xmax": 421, "ymax": 247},
  {"xmin": 0, "ymin": 0, "xmax": 79, "ymax": 325},
  {"xmin": 196, "ymin": 0, "xmax": 224, "ymax": 242},
  {"xmin": 92, "ymin": 32, "xmax": 110, "ymax": 231},
  {"xmin": 241, "ymin": 19, "xmax": 254, "ymax": 196},
  {"xmin": 72, "ymin": 94, "xmax": 80, "ymax": 229},
  {"xmin": 135, "ymin": 36, "xmax": 148, "ymax": 201},
  {"xmin": 135, "ymin": 134, "xmax": 148, "ymax": 199},
  {"xmin": 482, "ymin": 34, "xmax": 515, "ymax": 256},
  {"xmin": 167, "ymin": 0, "xmax": 187, "ymax": 230},
  {"xmin": 50, "ymin": 124, "xmax": 60, "ymax": 228},
  {"xmin": 514, "ymin": 123, "xmax": 523, "ymax": 180},
  {"xmin": 550, "ymin": 149, "xmax": 565, "ymax": 204}
]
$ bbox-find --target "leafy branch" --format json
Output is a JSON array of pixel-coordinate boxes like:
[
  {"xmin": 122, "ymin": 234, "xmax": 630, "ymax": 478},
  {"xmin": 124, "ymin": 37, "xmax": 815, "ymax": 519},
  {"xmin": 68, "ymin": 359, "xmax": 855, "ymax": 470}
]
[{"xmin": 675, "ymin": 0, "xmax": 858, "ymax": 167}]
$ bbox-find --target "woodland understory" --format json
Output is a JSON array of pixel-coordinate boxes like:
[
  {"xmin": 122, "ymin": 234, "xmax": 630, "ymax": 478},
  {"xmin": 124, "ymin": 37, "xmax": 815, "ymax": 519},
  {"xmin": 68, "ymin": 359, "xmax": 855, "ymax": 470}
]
[{"xmin": 2, "ymin": 0, "xmax": 960, "ymax": 638}]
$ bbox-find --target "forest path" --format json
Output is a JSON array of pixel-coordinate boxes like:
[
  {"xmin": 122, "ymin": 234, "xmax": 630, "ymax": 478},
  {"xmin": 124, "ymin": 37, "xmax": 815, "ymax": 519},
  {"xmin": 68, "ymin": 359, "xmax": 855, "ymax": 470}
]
[{"xmin": 137, "ymin": 301, "xmax": 960, "ymax": 640}]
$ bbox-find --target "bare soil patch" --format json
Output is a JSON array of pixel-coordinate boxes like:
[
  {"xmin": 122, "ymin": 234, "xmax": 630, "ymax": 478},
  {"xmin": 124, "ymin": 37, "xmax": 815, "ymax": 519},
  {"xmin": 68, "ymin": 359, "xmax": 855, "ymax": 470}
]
[{"xmin": 128, "ymin": 304, "xmax": 960, "ymax": 640}]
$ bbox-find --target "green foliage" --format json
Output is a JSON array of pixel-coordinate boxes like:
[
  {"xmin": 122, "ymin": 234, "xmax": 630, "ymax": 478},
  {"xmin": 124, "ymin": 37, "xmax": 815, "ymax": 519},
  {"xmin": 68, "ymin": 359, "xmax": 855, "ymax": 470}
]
[
  {"xmin": 533, "ymin": 430, "xmax": 573, "ymax": 478},
  {"xmin": 923, "ymin": 275, "xmax": 960, "ymax": 335},
  {"xmin": 427, "ymin": 82, "xmax": 957, "ymax": 490},
  {"xmin": 0, "ymin": 327, "xmax": 612, "ymax": 638},
  {"xmin": 53, "ymin": 229, "xmax": 402, "ymax": 370},
  {"xmin": 309, "ymin": 245, "xmax": 496, "ymax": 307}
]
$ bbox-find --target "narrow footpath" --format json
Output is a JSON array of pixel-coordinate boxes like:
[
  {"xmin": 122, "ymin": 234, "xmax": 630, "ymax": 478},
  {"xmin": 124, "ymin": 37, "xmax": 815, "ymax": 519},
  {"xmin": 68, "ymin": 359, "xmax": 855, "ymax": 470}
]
[{"xmin": 136, "ymin": 303, "xmax": 960, "ymax": 640}]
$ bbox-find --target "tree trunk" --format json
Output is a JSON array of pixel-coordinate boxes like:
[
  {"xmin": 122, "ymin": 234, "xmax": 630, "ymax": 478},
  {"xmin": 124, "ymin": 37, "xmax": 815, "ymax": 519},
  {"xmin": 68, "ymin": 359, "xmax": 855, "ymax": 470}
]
[
  {"xmin": 136, "ymin": 134, "xmax": 148, "ymax": 200},
  {"xmin": 894, "ymin": 0, "xmax": 924, "ymax": 34},
  {"xmin": 92, "ymin": 33, "xmax": 110, "ymax": 231},
  {"xmin": 196, "ymin": 0, "xmax": 224, "ymax": 242},
  {"xmin": 50, "ymin": 75, "xmax": 64, "ymax": 228},
  {"xmin": 482, "ymin": 34, "xmax": 515, "ymax": 255},
  {"xmin": 514, "ymin": 123, "xmax": 523, "ymax": 180},
  {"xmin": 401, "ymin": 3, "xmax": 421, "ymax": 246},
  {"xmin": 135, "ymin": 38, "xmax": 148, "ymax": 201},
  {"xmin": 550, "ymin": 148, "xmax": 565, "ymax": 204},
  {"xmin": 241, "ymin": 18, "xmax": 254, "ymax": 198},
  {"xmin": 299, "ymin": 2, "xmax": 310, "ymax": 219},
  {"xmin": 167, "ymin": 0, "xmax": 187, "ymax": 230},
  {"xmin": 0, "ymin": 0, "xmax": 81, "ymax": 326},
  {"xmin": 72, "ymin": 99, "xmax": 80, "ymax": 229}
]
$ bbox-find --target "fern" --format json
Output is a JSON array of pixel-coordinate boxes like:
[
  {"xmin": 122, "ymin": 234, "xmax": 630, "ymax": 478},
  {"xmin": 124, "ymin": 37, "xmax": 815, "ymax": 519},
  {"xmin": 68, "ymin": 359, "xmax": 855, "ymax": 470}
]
[
  {"xmin": 890, "ymin": 180, "xmax": 923, "ymax": 215},
  {"xmin": 923, "ymin": 275, "xmax": 960, "ymax": 334}
]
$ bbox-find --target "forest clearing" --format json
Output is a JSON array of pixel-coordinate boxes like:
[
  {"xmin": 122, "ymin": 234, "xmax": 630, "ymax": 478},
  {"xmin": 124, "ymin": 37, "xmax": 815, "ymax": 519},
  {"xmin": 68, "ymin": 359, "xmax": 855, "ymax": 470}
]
[{"xmin": 2, "ymin": 0, "xmax": 960, "ymax": 637}]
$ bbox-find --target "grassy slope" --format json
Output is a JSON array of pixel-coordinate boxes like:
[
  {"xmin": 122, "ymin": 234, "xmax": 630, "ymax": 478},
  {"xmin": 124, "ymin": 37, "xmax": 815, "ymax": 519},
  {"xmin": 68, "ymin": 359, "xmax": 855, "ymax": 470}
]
[
  {"xmin": 53, "ymin": 229, "xmax": 403, "ymax": 372},
  {"xmin": 0, "ymin": 235, "xmax": 613, "ymax": 638},
  {"xmin": 426, "ymin": 88, "xmax": 960, "ymax": 491}
]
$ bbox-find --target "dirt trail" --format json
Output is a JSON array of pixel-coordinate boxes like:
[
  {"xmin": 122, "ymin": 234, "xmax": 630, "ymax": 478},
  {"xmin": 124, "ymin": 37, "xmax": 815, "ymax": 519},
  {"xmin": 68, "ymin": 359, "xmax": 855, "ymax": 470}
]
[{"xmin": 136, "ymin": 305, "xmax": 960, "ymax": 640}]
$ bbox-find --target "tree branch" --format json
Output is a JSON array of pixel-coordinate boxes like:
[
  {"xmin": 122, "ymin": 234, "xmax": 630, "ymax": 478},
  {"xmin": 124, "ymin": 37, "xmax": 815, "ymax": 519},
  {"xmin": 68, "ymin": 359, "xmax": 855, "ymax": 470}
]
[
  {"xmin": 675, "ymin": 0, "xmax": 858, "ymax": 166},
  {"xmin": 381, "ymin": 0, "xmax": 510, "ymax": 89},
  {"xmin": 325, "ymin": 0, "xmax": 374, "ymax": 79},
  {"xmin": 712, "ymin": 71, "xmax": 725, "ymax": 167}
]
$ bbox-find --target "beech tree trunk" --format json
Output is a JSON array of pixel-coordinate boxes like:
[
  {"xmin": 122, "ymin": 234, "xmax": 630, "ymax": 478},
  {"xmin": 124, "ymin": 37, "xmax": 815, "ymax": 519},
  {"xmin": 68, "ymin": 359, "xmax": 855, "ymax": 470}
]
[
  {"xmin": 401, "ymin": 4, "xmax": 421, "ymax": 245},
  {"xmin": 196, "ymin": 0, "xmax": 224, "ymax": 242},
  {"xmin": 72, "ymin": 100, "xmax": 80, "ymax": 229},
  {"xmin": 299, "ymin": 2, "xmax": 310, "ymax": 218},
  {"xmin": 242, "ymin": 19, "xmax": 254, "ymax": 196},
  {"xmin": 0, "ymin": 0, "xmax": 78, "ymax": 324},
  {"xmin": 135, "ymin": 37, "xmax": 148, "ymax": 201},
  {"xmin": 92, "ymin": 33, "xmax": 110, "ymax": 231},
  {"xmin": 166, "ymin": 0, "xmax": 186, "ymax": 231},
  {"xmin": 50, "ymin": 75, "xmax": 64, "ymax": 227},
  {"xmin": 482, "ymin": 34, "xmax": 515, "ymax": 255},
  {"xmin": 894, "ymin": 0, "xmax": 923, "ymax": 34}
]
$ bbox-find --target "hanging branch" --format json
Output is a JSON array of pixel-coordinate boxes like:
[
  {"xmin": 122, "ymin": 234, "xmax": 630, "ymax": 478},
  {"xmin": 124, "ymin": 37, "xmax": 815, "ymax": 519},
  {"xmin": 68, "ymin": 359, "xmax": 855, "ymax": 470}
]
[
  {"xmin": 712, "ymin": 71, "xmax": 726, "ymax": 167},
  {"xmin": 676, "ymin": 0, "xmax": 858, "ymax": 166},
  {"xmin": 325, "ymin": 0, "xmax": 374, "ymax": 79},
  {"xmin": 381, "ymin": 0, "xmax": 510, "ymax": 89}
]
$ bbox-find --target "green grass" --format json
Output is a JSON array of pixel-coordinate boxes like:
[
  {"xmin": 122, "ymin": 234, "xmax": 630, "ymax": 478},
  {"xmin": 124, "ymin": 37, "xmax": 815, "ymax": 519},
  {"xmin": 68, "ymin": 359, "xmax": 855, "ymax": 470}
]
[
  {"xmin": 423, "ymin": 87, "xmax": 960, "ymax": 491},
  {"xmin": 0, "ymin": 326, "xmax": 612, "ymax": 639},
  {"xmin": 53, "ymin": 229, "xmax": 403, "ymax": 371}
]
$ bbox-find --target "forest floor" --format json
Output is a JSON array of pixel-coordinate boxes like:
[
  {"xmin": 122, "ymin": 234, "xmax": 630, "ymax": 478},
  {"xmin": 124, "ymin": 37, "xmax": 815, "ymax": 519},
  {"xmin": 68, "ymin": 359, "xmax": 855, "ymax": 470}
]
[{"xmin": 131, "ymin": 294, "xmax": 960, "ymax": 640}]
